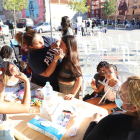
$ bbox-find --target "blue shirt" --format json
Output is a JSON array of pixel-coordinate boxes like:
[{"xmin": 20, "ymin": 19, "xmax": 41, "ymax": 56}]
[{"xmin": 28, "ymin": 36, "xmax": 60, "ymax": 87}]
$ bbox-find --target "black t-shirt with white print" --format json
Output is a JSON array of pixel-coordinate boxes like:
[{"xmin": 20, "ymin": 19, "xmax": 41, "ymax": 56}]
[{"xmin": 28, "ymin": 36, "xmax": 61, "ymax": 90}]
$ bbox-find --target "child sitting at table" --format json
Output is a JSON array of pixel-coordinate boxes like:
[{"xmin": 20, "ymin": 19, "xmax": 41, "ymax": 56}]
[
  {"xmin": 86, "ymin": 64, "xmax": 121, "ymax": 114},
  {"xmin": 83, "ymin": 61, "xmax": 109, "ymax": 101}
]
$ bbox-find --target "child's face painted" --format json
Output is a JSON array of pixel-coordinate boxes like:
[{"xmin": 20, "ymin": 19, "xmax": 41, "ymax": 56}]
[
  {"xmin": 104, "ymin": 67, "xmax": 117, "ymax": 80},
  {"xmin": 98, "ymin": 67, "xmax": 105, "ymax": 77}
]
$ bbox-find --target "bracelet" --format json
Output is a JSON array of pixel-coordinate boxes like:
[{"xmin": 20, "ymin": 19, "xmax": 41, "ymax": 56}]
[{"xmin": 53, "ymin": 59, "xmax": 58, "ymax": 62}]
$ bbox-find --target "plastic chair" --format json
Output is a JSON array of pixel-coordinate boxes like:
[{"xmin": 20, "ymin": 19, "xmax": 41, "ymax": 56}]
[
  {"xmin": 115, "ymin": 64, "xmax": 129, "ymax": 72},
  {"xmin": 118, "ymin": 34, "xmax": 128, "ymax": 47},
  {"xmin": 98, "ymin": 32, "xmax": 106, "ymax": 45},
  {"xmin": 108, "ymin": 36, "xmax": 119, "ymax": 56},
  {"xmin": 121, "ymin": 46, "xmax": 139, "ymax": 75},
  {"xmin": 95, "ymin": 39, "xmax": 108, "ymax": 60},
  {"xmin": 127, "ymin": 34, "xmax": 136, "ymax": 48},
  {"xmin": 118, "ymin": 71, "xmax": 135, "ymax": 84},
  {"xmin": 82, "ymin": 54, "xmax": 101, "ymax": 98}
]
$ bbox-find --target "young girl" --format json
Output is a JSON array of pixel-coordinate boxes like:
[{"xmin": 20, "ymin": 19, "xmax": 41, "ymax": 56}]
[
  {"xmin": 86, "ymin": 64, "xmax": 121, "ymax": 113},
  {"xmin": 58, "ymin": 35, "xmax": 82, "ymax": 100}
]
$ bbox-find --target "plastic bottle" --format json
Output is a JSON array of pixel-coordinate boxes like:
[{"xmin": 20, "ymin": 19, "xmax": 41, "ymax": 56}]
[
  {"xmin": 40, "ymin": 100, "xmax": 49, "ymax": 119},
  {"xmin": 43, "ymin": 82, "xmax": 53, "ymax": 101}
]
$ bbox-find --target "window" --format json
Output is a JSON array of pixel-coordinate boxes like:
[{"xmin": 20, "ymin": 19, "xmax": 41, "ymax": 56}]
[
  {"xmin": 92, "ymin": 11, "xmax": 94, "ymax": 14},
  {"xmin": 92, "ymin": 1, "xmax": 94, "ymax": 5},
  {"xmin": 134, "ymin": 0, "xmax": 137, "ymax": 2},
  {"xmin": 96, "ymin": 1, "xmax": 98, "ymax": 5},
  {"xmin": 133, "ymin": 4, "xmax": 137, "ymax": 9},
  {"xmin": 96, "ymin": 15, "xmax": 98, "ymax": 17},
  {"xmin": 92, "ymin": 6, "xmax": 94, "ymax": 9},
  {"xmin": 96, "ymin": 10, "xmax": 98, "ymax": 13},
  {"xmin": 96, "ymin": 6, "xmax": 98, "ymax": 9}
]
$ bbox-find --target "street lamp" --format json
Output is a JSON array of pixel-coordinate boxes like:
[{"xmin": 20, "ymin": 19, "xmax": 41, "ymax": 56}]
[{"xmin": 49, "ymin": 0, "xmax": 52, "ymax": 37}]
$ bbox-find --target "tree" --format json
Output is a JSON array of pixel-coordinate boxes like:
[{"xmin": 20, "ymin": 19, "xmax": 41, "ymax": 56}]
[
  {"xmin": 68, "ymin": 0, "xmax": 90, "ymax": 16},
  {"xmin": 2, "ymin": 0, "xmax": 28, "ymax": 32},
  {"xmin": 100, "ymin": 0, "xmax": 116, "ymax": 28}
]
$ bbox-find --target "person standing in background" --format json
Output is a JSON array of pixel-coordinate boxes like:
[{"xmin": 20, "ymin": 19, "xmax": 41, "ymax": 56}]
[
  {"xmin": 81, "ymin": 21, "xmax": 85, "ymax": 36},
  {"xmin": 8, "ymin": 21, "xmax": 14, "ymax": 39},
  {"xmin": 87, "ymin": 20, "xmax": 90, "ymax": 28},
  {"xmin": 92, "ymin": 20, "xmax": 95, "ymax": 29},
  {"xmin": 61, "ymin": 16, "xmax": 74, "ymax": 36},
  {"xmin": 75, "ymin": 20, "xmax": 78, "ymax": 35}
]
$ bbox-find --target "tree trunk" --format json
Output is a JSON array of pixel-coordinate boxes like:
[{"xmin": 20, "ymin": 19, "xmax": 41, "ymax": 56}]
[
  {"xmin": 14, "ymin": 5, "xmax": 16, "ymax": 34},
  {"xmin": 106, "ymin": 16, "xmax": 109, "ymax": 29}
]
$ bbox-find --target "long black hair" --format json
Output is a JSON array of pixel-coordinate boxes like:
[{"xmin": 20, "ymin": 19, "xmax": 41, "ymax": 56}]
[
  {"xmin": 62, "ymin": 35, "xmax": 82, "ymax": 77},
  {"xmin": 61, "ymin": 16, "xmax": 72, "ymax": 36}
]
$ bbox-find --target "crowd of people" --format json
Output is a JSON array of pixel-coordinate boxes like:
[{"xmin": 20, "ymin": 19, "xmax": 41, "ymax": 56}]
[{"xmin": 0, "ymin": 15, "xmax": 140, "ymax": 139}]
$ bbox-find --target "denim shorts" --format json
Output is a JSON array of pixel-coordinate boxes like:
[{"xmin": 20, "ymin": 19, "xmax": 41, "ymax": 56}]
[{"xmin": 0, "ymin": 126, "xmax": 15, "ymax": 140}]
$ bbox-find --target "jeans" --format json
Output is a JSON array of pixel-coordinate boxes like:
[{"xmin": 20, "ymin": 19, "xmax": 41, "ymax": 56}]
[{"xmin": 0, "ymin": 126, "xmax": 15, "ymax": 140}]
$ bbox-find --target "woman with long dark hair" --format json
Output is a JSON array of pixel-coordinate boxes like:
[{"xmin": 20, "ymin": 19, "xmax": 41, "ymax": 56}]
[
  {"xmin": 61, "ymin": 16, "xmax": 74, "ymax": 36},
  {"xmin": 58, "ymin": 35, "xmax": 82, "ymax": 100}
]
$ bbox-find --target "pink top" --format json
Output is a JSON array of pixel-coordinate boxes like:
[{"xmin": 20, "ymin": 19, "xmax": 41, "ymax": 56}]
[{"xmin": 21, "ymin": 44, "xmax": 28, "ymax": 55}]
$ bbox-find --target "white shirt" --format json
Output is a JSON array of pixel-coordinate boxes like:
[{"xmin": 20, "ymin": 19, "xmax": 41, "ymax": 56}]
[
  {"xmin": 77, "ymin": 24, "xmax": 81, "ymax": 31},
  {"xmin": 103, "ymin": 79, "xmax": 121, "ymax": 102},
  {"xmin": 82, "ymin": 22, "xmax": 85, "ymax": 28}
]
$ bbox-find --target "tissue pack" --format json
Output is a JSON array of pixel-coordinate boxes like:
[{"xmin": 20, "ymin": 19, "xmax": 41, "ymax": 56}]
[{"xmin": 27, "ymin": 115, "xmax": 66, "ymax": 140}]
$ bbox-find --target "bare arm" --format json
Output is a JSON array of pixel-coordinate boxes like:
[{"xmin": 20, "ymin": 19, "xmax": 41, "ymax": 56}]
[
  {"xmin": 40, "ymin": 49, "xmax": 64, "ymax": 77},
  {"xmin": 99, "ymin": 103, "xmax": 117, "ymax": 110},
  {"xmin": 72, "ymin": 77, "xmax": 82, "ymax": 95},
  {"xmin": 0, "ymin": 82, "xmax": 5, "ymax": 101},
  {"xmin": 0, "ymin": 73, "xmax": 31, "ymax": 114},
  {"xmin": 91, "ymin": 80, "xmax": 104, "ymax": 93}
]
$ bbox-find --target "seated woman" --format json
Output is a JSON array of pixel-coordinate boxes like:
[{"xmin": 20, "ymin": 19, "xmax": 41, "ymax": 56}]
[
  {"xmin": 61, "ymin": 16, "xmax": 74, "ymax": 36},
  {"xmin": 3, "ymin": 62, "xmax": 19, "ymax": 86},
  {"xmin": 83, "ymin": 75, "xmax": 140, "ymax": 140},
  {"xmin": 0, "ymin": 72, "xmax": 30, "ymax": 139},
  {"xmin": 86, "ymin": 64, "xmax": 121, "ymax": 113},
  {"xmin": 15, "ymin": 30, "xmax": 63, "ymax": 91},
  {"xmin": 58, "ymin": 35, "xmax": 82, "ymax": 99}
]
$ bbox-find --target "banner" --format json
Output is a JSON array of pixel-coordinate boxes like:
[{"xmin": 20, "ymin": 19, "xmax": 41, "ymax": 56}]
[{"xmin": 118, "ymin": 0, "xmax": 128, "ymax": 15}]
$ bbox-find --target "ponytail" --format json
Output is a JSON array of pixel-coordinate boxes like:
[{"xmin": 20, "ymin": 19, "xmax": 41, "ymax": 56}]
[{"xmin": 14, "ymin": 31, "xmax": 24, "ymax": 49}]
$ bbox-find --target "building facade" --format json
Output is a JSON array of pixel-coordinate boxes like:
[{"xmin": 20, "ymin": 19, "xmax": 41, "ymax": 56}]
[
  {"xmin": 87, "ymin": 0, "xmax": 101, "ymax": 19},
  {"xmin": 100, "ymin": 0, "xmax": 140, "ymax": 21}
]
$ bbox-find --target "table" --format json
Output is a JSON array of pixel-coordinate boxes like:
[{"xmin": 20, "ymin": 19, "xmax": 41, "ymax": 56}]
[{"xmin": 9, "ymin": 92, "xmax": 108, "ymax": 140}]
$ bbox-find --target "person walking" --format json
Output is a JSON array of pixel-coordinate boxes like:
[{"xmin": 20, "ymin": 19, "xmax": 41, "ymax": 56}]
[{"xmin": 8, "ymin": 21, "xmax": 14, "ymax": 39}]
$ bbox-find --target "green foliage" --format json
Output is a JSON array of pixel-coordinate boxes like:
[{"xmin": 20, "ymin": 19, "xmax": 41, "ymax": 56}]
[
  {"xmin": 2, "ymin": 0, "xmax": 28, "ymax": 11},
  {"xmin": 100, "ymin": 0, "xmax": 116, "ymax": 17},
  {"xmin": 68, "ymin": 0, "xmax": 90, "ymax": 15}
]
